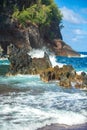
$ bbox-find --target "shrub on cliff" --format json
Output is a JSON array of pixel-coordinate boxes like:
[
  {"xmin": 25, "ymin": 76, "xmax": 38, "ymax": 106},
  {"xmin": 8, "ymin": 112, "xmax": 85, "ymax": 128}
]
[{"xmin": 12, "ymin": 4, "xmax": 51, "ymax": 26}]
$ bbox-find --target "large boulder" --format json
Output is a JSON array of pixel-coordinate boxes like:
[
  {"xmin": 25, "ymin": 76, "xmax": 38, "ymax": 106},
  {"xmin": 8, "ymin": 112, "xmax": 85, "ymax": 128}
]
[{"xmin": 7, "ymin": 44, "xmax": 52, "ymax": 75}]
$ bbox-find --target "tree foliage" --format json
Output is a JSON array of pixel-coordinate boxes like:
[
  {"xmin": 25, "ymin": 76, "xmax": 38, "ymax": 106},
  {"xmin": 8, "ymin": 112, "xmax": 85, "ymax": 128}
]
[
  {"xmin": 12, "ymin": 0, "xmax": 63, "ymax": 27},
  {"xmin": 0, "ymin": 0, "xmax": 63, "ymax": 40}
]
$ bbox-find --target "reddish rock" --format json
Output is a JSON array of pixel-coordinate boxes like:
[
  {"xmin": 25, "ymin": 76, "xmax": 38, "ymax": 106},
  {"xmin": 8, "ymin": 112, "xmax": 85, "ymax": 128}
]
[{"xmin": 52, "ymin": 39, "xmax": 80, "ymax": 57}]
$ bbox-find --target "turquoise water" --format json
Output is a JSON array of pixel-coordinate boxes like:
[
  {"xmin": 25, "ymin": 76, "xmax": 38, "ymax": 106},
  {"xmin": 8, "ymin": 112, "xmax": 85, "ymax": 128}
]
[
  {"xmin": 0, "ymin": 59, "xmax": 10, "ymax": 65},
  {"xmin": 0, "ymin": 52, "xmax": 87, "ymax": 130}
]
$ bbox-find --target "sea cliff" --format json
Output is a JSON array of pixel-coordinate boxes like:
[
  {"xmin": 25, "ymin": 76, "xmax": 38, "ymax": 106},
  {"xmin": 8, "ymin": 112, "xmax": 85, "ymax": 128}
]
[{"xmin": 0, "ymin": 0, "xmax": 80, "ymax": 57}]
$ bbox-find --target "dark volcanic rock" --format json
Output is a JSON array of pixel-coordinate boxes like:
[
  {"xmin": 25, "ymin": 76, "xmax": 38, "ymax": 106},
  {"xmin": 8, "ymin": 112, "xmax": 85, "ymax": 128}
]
[{"xmin": 8, "ymin": 44, "xmax": 52, "ymax": 75}]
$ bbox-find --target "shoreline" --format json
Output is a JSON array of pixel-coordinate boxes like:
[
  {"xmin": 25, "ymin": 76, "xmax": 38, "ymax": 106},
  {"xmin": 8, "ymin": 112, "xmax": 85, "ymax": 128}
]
[{"xmin": 37, "ymin": 123, "xmax": 87, "ymax": 130}]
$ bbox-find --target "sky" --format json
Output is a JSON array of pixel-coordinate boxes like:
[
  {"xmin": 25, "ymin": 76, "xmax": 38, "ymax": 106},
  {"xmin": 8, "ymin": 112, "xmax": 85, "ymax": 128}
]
[{"xmin": 54, "ymin": 0, "xmax": 87, "ymax": 52}]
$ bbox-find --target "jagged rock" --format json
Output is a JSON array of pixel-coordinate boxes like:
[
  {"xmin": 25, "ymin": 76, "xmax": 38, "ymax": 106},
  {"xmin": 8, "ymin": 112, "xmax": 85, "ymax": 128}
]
[
  {"xmin": 8, "ymin": 44, "xmax": 52, "ymax": 75},
  {"xmin": 40, "ymin": 65, "xmax": 76, "ymax": 82},
  {"xmin": 40, "ymin": 65, "xmax": 87, "ymax": 89}
]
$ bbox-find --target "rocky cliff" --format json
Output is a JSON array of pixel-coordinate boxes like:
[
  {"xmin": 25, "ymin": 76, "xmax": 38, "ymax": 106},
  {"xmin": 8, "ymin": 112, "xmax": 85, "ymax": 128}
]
[
  {"xmin": 0, "ymin": 15, "xmax": 80, "ymax": 57},
  {"xmin": 0, "ymin": 0, "xmax": 80, "ymax": 57}
]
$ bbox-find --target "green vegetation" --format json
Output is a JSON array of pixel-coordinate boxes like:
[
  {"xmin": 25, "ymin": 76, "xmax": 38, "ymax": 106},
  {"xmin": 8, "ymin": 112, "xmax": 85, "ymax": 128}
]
[
  {"xmin": 12, "ymin": 0, "xmax": 63, "ymax": 27},
  {"xmin": 0, "ymin": 0, "xmax": 63, "ymax": 40},
  {"xmin": 12, "ymin": 4, "xmax": 51, "ymax": 26}
]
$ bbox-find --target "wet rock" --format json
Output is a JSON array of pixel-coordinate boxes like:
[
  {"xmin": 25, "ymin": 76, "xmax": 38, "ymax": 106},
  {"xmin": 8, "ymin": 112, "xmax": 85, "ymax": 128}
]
[
  {"xmin": 8, "ymin": 44, "xmax": 52, "ymax": 75},
  {"xmin": 81, "ymin": 72, "xmax": 87, "ymax": 87},
  {"xmin": 59, "ymin": 78, "xmax": 71, "ymax": 88},
  {"xmin": 40, "ymin": 65, "xmax": 87, "ymax": 89},
  {"xmin": 75, "ymin": 73, "xmax": 87, "ymax": 88},
  {"xmin": 40, "ymin": 65, "xmax": 76, "ymax": 87}
]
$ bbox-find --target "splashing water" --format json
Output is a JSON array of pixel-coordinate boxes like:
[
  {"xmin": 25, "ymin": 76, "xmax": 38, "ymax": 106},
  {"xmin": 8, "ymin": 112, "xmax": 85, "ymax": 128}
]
[
  {"xmin": 28, "ymin": 48, "xmax": 64, "ymax": 67},
  {"xmin": 28, "ymin": 49, "xmax": 44, "ymax": 58}
]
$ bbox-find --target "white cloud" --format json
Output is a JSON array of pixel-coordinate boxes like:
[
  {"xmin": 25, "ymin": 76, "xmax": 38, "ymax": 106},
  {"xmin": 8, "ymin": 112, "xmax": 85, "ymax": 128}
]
[
  {"xmin": 73, "ymin": 29, "xmax": 87, "ymax": 35},
  {"xmin": 72, "ymin": 35, "xmax": 85, "ymax": 42},
  {"xmin": 60, "ymin": 7, "xmax": 87, "ymax": 24}
]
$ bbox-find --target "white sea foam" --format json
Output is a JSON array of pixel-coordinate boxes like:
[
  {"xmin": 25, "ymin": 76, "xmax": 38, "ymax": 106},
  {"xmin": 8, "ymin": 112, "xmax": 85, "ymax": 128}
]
[
  {"xmin": 80, "ymin": 54, "xmax": 87, "ymax": 58},
  {"xmin": 28, "ymin": 49, "xmax": 44, "ymax": 58},
  {"xmin": 0, "ymin": 89, "xmax": 87, "ymax": 130},
  {"xmin": 76, "ymin": 71, "xmax": 87, "ymax": 75},
  {"xmin": 0, "ymin": 58, "xmax": 8, "ymax": 61},
  {"xmin": 49, "ymin": 54, "xmax": 64, "ymax": 67},
  {"xmin": 28, "ymin": 48, "xmax": 64, "ymax": 67}
]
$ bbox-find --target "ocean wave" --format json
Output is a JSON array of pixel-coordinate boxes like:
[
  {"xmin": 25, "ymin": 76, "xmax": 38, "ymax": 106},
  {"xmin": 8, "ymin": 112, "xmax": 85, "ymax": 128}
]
[
  {"xmin": 0, "ymin": 88, "xmax": 87, "ymax": 130},
  {"xmin": 0, "ymin": 74, "xmax": 87, "ymax": 130}
]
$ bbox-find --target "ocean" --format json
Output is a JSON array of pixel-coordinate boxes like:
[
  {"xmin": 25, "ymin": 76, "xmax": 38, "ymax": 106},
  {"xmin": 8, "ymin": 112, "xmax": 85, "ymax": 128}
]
[{"xmin": 0, "ymin": 52, "xmax": 87, "ymax": 130}]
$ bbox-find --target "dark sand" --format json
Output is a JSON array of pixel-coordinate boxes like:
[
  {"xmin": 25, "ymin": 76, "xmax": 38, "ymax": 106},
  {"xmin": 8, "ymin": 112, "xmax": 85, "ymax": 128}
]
[{"xmin": 37, "ymin": 123, "xmax": 87, "ymax": 130}]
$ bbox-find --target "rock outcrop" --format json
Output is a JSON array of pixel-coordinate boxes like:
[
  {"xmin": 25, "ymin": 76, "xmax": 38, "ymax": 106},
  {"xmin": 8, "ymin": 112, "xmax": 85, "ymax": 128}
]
[
  {"xmin": 40, "ymin": 65, "xmax": 87, "ymax": 89},
  {"xmin": 7, "ymin": 44, "xmax": 52, "ymax": 75}
]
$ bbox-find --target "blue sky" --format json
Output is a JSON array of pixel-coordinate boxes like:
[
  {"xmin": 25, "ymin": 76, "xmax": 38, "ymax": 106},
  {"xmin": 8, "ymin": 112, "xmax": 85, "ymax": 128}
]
[{"xmin": 54, "ymin": 0, "xmax": 87, "ymax": 52}]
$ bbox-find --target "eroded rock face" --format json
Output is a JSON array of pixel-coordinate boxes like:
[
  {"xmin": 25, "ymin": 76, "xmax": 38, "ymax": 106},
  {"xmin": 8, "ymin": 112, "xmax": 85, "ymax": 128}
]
[{"xmin": 8, "ymin": 44, "xmax": 52, "ymax": 75}]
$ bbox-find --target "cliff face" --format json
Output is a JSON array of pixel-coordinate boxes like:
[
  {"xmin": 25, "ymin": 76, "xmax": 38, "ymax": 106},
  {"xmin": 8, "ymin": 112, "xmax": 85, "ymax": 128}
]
[{"xmin": 0, "ymin": 15, "xmax": 80, "ymax": 57}]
